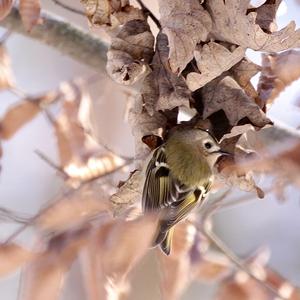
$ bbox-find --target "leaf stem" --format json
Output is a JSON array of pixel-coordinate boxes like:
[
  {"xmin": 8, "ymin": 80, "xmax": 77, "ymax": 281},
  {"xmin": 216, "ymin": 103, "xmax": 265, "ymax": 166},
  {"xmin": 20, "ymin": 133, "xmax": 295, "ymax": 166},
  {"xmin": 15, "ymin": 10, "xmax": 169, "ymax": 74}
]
[
  {"xmin": 51, "ymin": 0, "xmax": 85, "ymax": 16},
  {"xmin": 136, "ymin": 0, "xmax": 161, "ymax": 29}
]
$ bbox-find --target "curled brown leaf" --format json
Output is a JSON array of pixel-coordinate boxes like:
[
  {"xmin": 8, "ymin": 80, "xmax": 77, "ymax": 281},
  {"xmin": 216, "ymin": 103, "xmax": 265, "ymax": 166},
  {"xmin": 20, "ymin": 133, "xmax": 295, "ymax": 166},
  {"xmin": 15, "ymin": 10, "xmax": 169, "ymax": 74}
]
[
  {"xmin": 19, "ymin": 228, "xmax": 88, "ymax": 300},
  {"xmin": 159, "ymin": 0, "xmax": 212, "ymax": 73},
  {"xmin": 207, "ymin": 0, "xmax": 300, "ymax": 52},
  {"xmin": 0, "ymin": 45, "xmax": 14, "ymax": 90},
  {"xmin": 201, "ymin": 76, "xmax": 271, "ymax": 127},
  {"xmin": 141, "ymin": 32, "xmax": 191, "ymax": 115},
  {"xmin": 81, "ymin": 0, "xmax": 144, "ymax": 27},
  {"xmin": 0, "ymin": 100, "xmax": 41, "ymax": 140},
  {"xmin": 36, "ymin": 185, "xmax": 112, "ymax": 232},
  {"xmin": 0, "ymin": 0, "xmax": 13, "ymax": 21},
  {"xmin": 107, "ymin": 19, "xmax": 154, "ymax": 85},
  {"xmin": 258, "ymin": 50, "xmax": 300, "ymax": 106},
  {"xmin": 19, "ymin": 0, "xmax": 42, "ymax": 32},
  {"xmin": 0, "ymin": 243, "xmax": 33, "ymax": 277},
  {"xmin": 186, "ymin": 43, "xmax": 245, "ymax": 91}
]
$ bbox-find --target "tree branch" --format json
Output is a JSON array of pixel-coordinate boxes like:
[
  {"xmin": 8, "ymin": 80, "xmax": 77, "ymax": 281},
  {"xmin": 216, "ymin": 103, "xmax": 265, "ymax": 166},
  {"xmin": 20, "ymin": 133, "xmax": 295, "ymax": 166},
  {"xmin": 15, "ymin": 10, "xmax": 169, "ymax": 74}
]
[{"xmin": 0, "ymin": 6, "xmax": 108, "ymax": 70}]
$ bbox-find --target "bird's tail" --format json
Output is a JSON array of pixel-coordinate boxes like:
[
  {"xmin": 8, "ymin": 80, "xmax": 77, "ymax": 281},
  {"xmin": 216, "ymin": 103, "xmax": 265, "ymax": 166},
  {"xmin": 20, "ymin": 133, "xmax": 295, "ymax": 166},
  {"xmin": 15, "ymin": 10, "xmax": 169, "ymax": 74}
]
[{"xmin": 154, "ymin": 226, "xmax": 174, "ymax": 256}]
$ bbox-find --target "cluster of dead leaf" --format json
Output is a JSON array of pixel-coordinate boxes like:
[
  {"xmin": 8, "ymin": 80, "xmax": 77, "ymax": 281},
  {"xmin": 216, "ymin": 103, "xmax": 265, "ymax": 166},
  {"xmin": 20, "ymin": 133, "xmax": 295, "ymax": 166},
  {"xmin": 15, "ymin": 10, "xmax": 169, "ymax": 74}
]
[
  {"xmin": 80, "ymin": 0, "xmax": 300, "ymax": 195},
  {"xmin": 0, "ymin": 0, "xmax": 41, "ymax": 31}
]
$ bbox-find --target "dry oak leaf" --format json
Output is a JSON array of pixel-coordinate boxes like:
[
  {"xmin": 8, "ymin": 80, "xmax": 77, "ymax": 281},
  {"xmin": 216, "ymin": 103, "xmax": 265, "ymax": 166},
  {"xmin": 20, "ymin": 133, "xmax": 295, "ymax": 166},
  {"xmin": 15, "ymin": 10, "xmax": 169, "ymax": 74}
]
[
  {"xmin": 206, "ymin": 0, "xmax": 300, "ymax": 52},
  {"xmin": 49, "ymin": 82, "xmax": 92, "ymax": 168},
  {"xmin": 201, "ymin": 76, "xmax": 271, "ymax": 127},
  {"xmin": 158, "ymin": 221, "xmax": 197, "ymax": 300},
  {"xmin": 128, "ymin": 93, "xmax": 167, "ymax": 163},
  {"xmin": 95, "ymin": 214, "xmax": 158, "ymax": 280},
  {"xmin": 258, "ymin": 50, "xmax": 300, "ymax": 106},
  {"xmin": 81, "ymin": 0, "xmax": 144, "ymax": 27},
  {"xmin": 19, "ymin": 228, "xmax": 88, "ymax": 300},
  {"xmin": 159, "ymin": 0, "xmax": 212, "ymax": 73},
  {"xmin": 107, "ymin": 19, "xmax": 154, "ymax": 85},
  {"xmin": 0, "ymin": 45, "xmax": 14, "ymax": 90},
  {"xmin": 195, "ymin": 252, "xmax": 231, "ymax": 283},
  {"xmin": 0, "ymin": 100, "xmax": 41, "ymax": 140},
  {"xmin": 248, "ymin": 0, "xmax": 282, "ymax": 33},
  {"xmin": 230, "ymin": 59, "xmax": 262, "ymax": 105},
  {"xmin": 36, "ymin": 186, "xmax": 112, "ymax": 232},
  {"xmin": 141, "ymin": 32, "xmax": 191, "ymax": 115},
  {"xmin": 110, "ymin": 170, "xmax": 143, "ymax": 215},
  {"xmin": 0, "ymin": 243, "xmax": 33, "ymax": 277},
  {"xmin": 186, "ymin": 42, "xmax": 245, "ymax": 91},
  {"xmin": 0, "ymin": 0, "xmax": 13, "ymax": 21},
  {"xmin": 19, "ymin": 0, "xmax": 41, "ymax": 32},
  {"xmin": 216, "ymin": 156, "xmax": 264, "ymax": 198}
]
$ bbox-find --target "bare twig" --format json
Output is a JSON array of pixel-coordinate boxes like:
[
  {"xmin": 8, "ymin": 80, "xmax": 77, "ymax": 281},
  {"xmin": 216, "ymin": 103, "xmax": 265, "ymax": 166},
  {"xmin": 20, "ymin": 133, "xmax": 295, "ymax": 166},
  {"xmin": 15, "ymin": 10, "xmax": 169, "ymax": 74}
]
[
  {"xmin": 0, "ymin": 30, "xmax": 12, "ymax": 44},
  {"xmin": 0, "ymin": 207, "xmax": 31, "ymax": 224},
  {"xmin": 34, "ymin": 149, "xmax": 70, "ymax": 180},
  {"xmin": 136, "ymin": 0, "xmax": 161, "ymax": 29},
  {"xmin": 198, "ymin": 190, "xmax": 290, "ymax": 300},
  {"xmin": 51, "ymin": 0, "xmax": 85, "ymax": 16},
  {"xmin": 1, "ymin": 6, "xmax": 108, "ymax": 70},
  {"xmin": 8, "ymin": 86, "xmax": 28, "ymax": 98}
]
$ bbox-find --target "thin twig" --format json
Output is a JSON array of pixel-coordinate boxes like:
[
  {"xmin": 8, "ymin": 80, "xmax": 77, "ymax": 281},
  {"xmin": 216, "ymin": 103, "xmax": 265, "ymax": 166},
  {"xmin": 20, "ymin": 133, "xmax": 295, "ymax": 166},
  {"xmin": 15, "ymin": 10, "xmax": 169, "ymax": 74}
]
[
  {"xmin": 1, "ymin": 6, "xmax": 108, "ymax": 70},
  {"xmin": 8, "ymin": 86, "xmax": 28, "ymax": 98},
  {"xmin": 203, "ymin": 228, "xmax": 289, "ymax": 300},
  {"xmin": 136, "ymin": 0, "xmax": 161, "ymax": 29},
  {"xmin": 34, "ymin": 149, "xmax": 70, "ymax": 180},
  {"xmin": 51, "ymin": 0, "xmax": 85, "ymax": 16},
  {"xmin": 198, "ymin": 190, "xmax": 289, "ymax": 300},
  {"xmin": 0, "ymin": 30, "xmax": 12, "ymax": 44},
  {"xmin": 0, "ymin": 207, "xmax": 31, "ymax": 224}
]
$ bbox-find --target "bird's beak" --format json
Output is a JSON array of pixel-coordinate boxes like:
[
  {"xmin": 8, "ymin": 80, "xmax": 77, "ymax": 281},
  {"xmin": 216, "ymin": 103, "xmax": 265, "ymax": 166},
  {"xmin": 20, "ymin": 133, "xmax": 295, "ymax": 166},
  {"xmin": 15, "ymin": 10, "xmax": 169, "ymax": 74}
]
[{"xmin": 218, "ymin": 150, "xmax": 232, "ymax": 157}]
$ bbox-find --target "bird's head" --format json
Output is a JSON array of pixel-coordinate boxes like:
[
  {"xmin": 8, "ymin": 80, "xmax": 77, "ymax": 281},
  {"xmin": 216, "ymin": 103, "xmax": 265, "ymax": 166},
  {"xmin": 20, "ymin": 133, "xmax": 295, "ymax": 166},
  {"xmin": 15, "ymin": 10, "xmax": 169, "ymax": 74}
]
[{"xmin": 167, "ymin": 128, "xmax": 228, "ymax": 169}]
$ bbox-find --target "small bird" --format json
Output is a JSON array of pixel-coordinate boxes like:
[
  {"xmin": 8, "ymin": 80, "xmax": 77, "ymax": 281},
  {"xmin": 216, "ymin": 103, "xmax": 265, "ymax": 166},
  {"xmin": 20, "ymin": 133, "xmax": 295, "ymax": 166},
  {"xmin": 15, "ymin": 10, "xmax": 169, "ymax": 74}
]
[{"xmin": 142, "ymin": 128, "xmax": 227, "ymax": 255}]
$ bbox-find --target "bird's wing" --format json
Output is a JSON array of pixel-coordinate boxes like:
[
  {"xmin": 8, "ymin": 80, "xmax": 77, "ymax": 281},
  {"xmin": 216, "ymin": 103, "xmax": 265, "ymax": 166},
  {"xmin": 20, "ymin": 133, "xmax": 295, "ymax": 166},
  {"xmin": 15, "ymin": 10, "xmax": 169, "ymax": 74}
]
[
  {"xmin": 142, "ymin": 146, "xmax": 191, "ymax": 212},
  {"xmin": 161, "ymin": 179, "xmax": 213, "ymax": 234}
]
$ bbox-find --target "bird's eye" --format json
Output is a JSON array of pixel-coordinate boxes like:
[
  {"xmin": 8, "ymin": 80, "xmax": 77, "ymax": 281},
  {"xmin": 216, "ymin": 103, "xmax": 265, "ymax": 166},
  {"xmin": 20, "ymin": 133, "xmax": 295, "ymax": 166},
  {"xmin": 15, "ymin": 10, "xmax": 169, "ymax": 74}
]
[{"xmin": 204, "ymin": 142, "xmax": 212, "ymax": 150}]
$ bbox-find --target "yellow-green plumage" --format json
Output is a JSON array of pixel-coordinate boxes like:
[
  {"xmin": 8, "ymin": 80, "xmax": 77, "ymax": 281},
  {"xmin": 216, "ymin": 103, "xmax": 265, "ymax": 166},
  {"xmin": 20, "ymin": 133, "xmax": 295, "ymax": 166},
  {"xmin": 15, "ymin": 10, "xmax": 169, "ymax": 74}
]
[{"xmin": 142, "ymin": 128, "xmax": 224, "ymax": 255}]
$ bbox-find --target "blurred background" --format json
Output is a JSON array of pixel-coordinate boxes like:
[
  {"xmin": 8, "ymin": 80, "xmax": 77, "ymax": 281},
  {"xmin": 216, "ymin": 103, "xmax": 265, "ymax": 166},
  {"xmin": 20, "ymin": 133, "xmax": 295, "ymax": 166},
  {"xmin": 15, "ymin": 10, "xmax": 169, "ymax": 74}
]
[{"xmin": 0, "ymin": 0, "xmax": 300, "ymax": 299}]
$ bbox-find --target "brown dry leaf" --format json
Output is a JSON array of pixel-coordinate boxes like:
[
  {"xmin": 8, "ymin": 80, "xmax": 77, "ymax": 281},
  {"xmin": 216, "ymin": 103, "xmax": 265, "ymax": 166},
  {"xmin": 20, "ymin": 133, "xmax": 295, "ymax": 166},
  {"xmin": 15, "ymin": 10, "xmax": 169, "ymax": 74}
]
[
  {"xmin": 81, "ymin": 0, "xmax": 143, "ymax": 27},
  {"xmin": 36, "ymin": 185, "xmax": 112, "ymax": 232},
  {"xmin": 258, "ymin": 50, "xmax": 300, "ymax": 105},
  {"xmin": 159, "ymin": 0, "xmax": 212, "ymax": 73},
  {"xmin": 207, "ymin": 0, "xmax": 300, "ymax": 52},
  {"xmin": 19, "ymin": 0, "xmax": 41, "ymax": 32},
  {"xmin": 128, "ymin": 94, "xmax": 167, "ymax": 165},
  {"xmin": 217, "ymin": 156, "xmax": 264, "ymax": 198},
  {"xmin": 186, "ymin": 43, "xmax": 245, "ymax": 91},
  {"xmin": 195, "ymin": 252, "xmax": 231, "ymax": 283},
  {"xmin": 248, "ymin": 0, "xmax": 282, "ymax": 32},
  {"xmin": 110, "ymin": 170, "xmax": 142, "ymax": 215},
  {"xmin": 141, "ymin": 32, "xmax": 191, "ymax": 115},
  {"xmin": 215, "ymin": 276, "xmax": 269, "ymax": 300},
  {"xmin": 52, "ymin": 82, "xmax": 90, "ymax": 167},
  {"xmin": 0, "ymin": 45, "xmax": 14, "ymax": 90},
  {"xmin": 64, "ymin": 153, "xmax": 126, "ymax": 181},
  {"xmin": 230, "ymin": 59, "xmax": 262, "ymax": 106},
  {"xmin": 0, "ymin": 100, "xmax": 41, "ymax": 140},
  {"xmin": 201, "ymin": 76, "xmax": 271, "ymax": 127},
  {"xmin": 158, "ymin": 221, "xmax": 197, "ymax": 300},
  {"xmin": 80, "ymin": 241, "xmax": 130, "ymax": 300},
  {"xmin": 0, "ymin": 243, "xmax": 33, "ymax": 277},
  {"xmin": 216, "ymin": 263, "xmax": 300, "ymax": 300},
  {"xmin": 107, "ymin": 19, "xmax": 154, "ymax": 85},
  {"xmin": 88, "ymin": 214, "xmax": 158, "ymax": 287},
  {"xmin": 0, "ymin": 0, "xmax": 13, "ymax": 21},
  {"xmin": 19, "ymin": 228, "xmax": 88, "ymax": 300}
]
